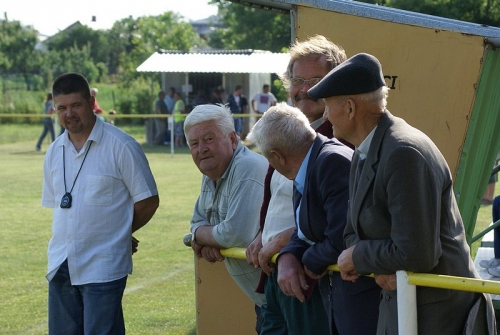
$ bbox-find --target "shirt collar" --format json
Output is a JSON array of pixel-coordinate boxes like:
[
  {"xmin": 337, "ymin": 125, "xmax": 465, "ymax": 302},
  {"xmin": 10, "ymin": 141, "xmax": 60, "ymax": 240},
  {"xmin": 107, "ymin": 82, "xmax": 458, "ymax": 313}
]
[
  {"xmin": 219, "ymin": 140, "xmax": 243, "ymax": 181},
  {"xmin": 294, "ymin": 144, "xmax": 313, "ymax": 194},
  {"xmin": 310, "ymin": 118, "xmax": 325, "ymax": 131},
  {"xmin": 356, "ymin": 126, "xmax": 377, "ymax": 160},
  {"xmin": 88, "ymin": 115, "xmax": 103, "ymax": 144}
]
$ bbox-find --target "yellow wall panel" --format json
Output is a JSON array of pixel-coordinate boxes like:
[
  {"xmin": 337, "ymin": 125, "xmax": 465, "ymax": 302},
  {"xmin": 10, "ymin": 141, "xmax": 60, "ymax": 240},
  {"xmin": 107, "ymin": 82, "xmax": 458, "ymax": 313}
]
[
  {"xmin": 297, "ymin": 6, "xmax": 486, "ymax": 175},
  {"xmin": 195, "ymin": 259, "xmax": 256, "ymax": 335}
]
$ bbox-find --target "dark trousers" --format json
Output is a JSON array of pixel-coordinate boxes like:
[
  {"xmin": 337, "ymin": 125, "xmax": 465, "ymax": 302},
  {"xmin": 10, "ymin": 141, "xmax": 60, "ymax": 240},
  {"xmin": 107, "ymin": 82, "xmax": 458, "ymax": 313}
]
[
  {"xmin": 260, "ymin": 272, "xmax": 330, "ymax": 335},
  {"xmin": 36, "ymin": 118, "xmax": 55, "ymax": 149},
  {"xmin": 48, "ymin": 260, "xmax": 127, "ymax": 335},
  {"xmin": 326, "ymin": 273, "xmax": 380, "ymax": 335}
]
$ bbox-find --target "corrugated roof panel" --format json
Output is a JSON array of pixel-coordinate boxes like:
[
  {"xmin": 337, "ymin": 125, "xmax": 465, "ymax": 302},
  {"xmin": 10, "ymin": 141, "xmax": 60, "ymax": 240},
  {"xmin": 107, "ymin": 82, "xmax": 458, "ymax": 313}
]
[{"xmin": 137, "ymin": 51, "xmax": 290, "ymax": 73}]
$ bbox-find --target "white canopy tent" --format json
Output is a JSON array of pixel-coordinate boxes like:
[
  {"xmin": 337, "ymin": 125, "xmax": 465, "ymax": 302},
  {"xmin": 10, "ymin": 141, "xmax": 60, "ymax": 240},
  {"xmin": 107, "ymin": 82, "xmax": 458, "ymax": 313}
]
[
  {"xmin": 136, "ymin": 49, "xmax": 290, "ymax": 74},
  {"xmin": 137, "ymin": 49, "xmax": 290, "ymax": 156}
]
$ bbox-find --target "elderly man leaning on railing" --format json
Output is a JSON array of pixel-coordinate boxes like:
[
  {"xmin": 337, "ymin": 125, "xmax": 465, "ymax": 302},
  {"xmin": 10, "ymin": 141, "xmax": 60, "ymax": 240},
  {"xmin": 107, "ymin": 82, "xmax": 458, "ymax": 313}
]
[{"xmin": 183, "ymin": 240, "xmax": 500, "ymax": 335}]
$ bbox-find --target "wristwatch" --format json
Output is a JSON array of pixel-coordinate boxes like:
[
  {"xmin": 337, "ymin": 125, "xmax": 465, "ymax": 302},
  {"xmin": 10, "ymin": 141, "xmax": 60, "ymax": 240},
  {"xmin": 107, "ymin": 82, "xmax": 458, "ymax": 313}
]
[{"xmin": 192, "ymin": 225, "xmax": 201, "ymax": 244}]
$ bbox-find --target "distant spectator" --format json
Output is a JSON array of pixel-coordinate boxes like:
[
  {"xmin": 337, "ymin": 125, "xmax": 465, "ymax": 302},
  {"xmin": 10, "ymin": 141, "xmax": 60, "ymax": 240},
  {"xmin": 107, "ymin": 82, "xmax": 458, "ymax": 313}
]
[
  {"xmin": 240, "ymin": 93, "xmax": 249, "ymax": 138},
  {"xmin": 227, "ymin": 85, "xmax": 244, "ymax": 138},
  {"xmin": 482, "ymin": 153, "xmax": 500, "ymax": 205},
  {"xmin": 173, "ymin": 92, "xmax": 186, "ymax": 147},
  {"xmin": 36, "ymin": 93, "xmax": 56, "ymax": 151},
  {"xmin": 210, "ymin": 88, "xmax": 223, "ymax": 105},
  {"xmin": 154, "ymin": 91, "xmax": 169, "ymax": 145},
  {"xmin": 90, "ymin": 88, "xmax": 104, "ymax": 121},
  {"xmin": 108, "ymin": 110, "xmax": 116, "ymax": 125},
  {"xmin": 164, "ymin": 87, "xmax": 176, "ymax": 112},
  {"xmin": 480, "ymin": 195, "xmax": 500, "ymax": 276},
  {"xmin": 164, "ymin": 87, "xmax": 176, "ymax": 143},
  {"xmin": 252, "ymin": 84, "xmax": 277, "ymax": 115},
  {"xmin": 193, "ymin": 88, "xmax": 209, "ymax": 106},
  {"xmin": 218, "ymin": 85, "xmax": 228, "ymax": 104}
]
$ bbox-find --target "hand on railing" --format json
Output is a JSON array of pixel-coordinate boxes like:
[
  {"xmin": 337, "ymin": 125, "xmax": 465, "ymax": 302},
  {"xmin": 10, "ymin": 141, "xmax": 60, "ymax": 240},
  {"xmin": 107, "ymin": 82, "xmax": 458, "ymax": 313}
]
[{"xmin": 183, "ymin": 233, "xmax": 500, "ymax": 295}]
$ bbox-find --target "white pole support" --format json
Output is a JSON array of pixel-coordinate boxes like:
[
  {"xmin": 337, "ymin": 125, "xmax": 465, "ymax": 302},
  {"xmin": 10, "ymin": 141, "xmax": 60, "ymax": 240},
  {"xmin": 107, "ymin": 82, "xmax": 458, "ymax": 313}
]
[
  {"xmin": 169, "ymin": 116, "xmax": 174, "ymax": 157},
  {"xmin": 397, "ymin": 270, "xmax": 418, "ymax": 335}
]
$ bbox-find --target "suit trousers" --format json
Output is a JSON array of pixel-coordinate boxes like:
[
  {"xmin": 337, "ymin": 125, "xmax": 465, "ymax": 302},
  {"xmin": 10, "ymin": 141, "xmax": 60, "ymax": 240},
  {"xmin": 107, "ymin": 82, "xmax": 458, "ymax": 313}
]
[{"xmin": 325, "ymin": 272, "xmax": 380, "ymax": 335}]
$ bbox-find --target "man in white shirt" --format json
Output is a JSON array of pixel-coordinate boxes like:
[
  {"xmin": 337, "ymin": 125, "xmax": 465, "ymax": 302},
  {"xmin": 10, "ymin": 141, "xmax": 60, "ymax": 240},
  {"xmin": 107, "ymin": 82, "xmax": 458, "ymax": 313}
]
[
  {"xmin": 42, "ymin": 72, "xmax": 159, "ymax": 335},
  {"xmin": 252, "ymin": 84, "xmax": 277, "ymax": 114},
  {"xmin": 245, "ymin": 35, "xmax": 358, "ymax": 335}
]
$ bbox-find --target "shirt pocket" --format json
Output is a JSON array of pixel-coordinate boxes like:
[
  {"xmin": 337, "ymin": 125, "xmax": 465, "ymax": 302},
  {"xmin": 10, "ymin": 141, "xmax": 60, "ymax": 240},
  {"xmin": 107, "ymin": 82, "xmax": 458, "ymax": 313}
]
[{"xmin": 84, "ymin": 175, "xmax": 113, "ymax": 206}]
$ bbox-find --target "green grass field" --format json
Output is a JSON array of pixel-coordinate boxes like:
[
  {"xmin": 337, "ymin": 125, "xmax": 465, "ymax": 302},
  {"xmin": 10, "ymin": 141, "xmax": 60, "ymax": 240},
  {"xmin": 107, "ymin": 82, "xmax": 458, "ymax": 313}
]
[{"xmin": 0, "ymin": 123, "xmax": 495, "ymax": 334}]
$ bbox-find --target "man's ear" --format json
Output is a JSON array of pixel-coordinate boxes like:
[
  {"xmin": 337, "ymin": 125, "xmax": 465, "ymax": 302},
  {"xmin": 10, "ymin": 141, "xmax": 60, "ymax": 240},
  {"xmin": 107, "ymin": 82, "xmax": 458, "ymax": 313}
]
[
  {"xmin": 230, "ymin": 131, "xmax": 238, "ymax": 149},
  {"xmin": 346, "ymin": 98, "xmax": 356, "ymax": 120},
  {"xmin": 270, "ymin": 149, "xmax": 286, "ymax": 166}
]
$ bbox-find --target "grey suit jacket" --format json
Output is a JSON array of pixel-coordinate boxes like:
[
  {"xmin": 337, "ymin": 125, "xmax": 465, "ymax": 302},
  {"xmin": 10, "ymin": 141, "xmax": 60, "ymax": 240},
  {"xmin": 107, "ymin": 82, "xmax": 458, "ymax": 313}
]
[{"xmin": 344, "ymin": 111, "xmax": 495, "ymax": 335}]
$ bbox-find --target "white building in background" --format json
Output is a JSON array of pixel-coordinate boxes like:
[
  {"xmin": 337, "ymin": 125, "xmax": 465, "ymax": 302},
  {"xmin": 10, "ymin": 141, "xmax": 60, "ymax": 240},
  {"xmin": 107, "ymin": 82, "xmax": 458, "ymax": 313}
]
[{"xmin": 137, "ymin": 48, "xmax": 289, "ymax": 135}]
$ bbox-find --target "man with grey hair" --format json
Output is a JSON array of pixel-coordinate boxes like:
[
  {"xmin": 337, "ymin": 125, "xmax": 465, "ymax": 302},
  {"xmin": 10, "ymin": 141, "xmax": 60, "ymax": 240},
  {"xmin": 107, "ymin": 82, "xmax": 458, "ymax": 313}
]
[
  {"xmin": 281, "ymin": 34, "xmax": 346, "ymax": 127},
  {"xmin": 184, "ymin": 104, "xmax": 268, "ymax": 333},
  {"xmin": 246, "ymin": 35, "xmax": 379, "ymax": 335},
  {"xmin": 247, "ymin": 102, "xmax": 380, "ymax": 335},
  {"xmin": 312, "ymin": 52, "xmax": 496, "ymax": 334}
]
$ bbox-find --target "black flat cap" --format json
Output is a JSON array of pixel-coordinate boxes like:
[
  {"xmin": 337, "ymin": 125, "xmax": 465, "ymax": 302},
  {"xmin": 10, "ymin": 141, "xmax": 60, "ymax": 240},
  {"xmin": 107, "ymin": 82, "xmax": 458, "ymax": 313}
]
[{"xmin": 308, "ymin": 53, "xmax": 385, "ymax": 99}]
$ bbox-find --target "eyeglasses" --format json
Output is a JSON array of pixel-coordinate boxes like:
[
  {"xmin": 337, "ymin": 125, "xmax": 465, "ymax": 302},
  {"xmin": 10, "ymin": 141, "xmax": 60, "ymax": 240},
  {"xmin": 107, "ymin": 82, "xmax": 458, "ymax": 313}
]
[{"xmin": 290, "ymin": 77, "xmax": 322, "ymax": 87}]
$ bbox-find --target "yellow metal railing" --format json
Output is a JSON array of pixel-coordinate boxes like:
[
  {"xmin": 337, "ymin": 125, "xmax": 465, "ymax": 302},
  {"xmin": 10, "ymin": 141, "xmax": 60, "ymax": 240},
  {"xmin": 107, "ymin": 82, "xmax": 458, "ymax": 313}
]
[
  {"xmin": 187, "ymin": 223, "xmax": 500, "ymax": 335},
  {"xmin": 407, "ymin": 272, "xmax": 500, "ymax": 295},
  {"xmin": 218, "ymin": 247, "xmax": 500, "ymax": 295},
  {"xmin": 215, "ymin": 246, "xmax": 500, "ymax": 334}
]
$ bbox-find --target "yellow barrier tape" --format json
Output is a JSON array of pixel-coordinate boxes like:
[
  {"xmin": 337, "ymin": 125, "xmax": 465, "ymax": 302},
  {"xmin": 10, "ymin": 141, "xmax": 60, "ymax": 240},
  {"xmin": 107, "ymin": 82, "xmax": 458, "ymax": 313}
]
[{"xmin": 0, "ymin": 113, "xmax": 258, "ymax": 119}]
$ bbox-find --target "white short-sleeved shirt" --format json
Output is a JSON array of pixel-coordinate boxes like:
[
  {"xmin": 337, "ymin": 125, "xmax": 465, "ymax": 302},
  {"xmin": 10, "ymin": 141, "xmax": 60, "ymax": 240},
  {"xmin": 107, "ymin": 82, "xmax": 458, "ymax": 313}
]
[
  {"xmin": 252, "ymin": 92, "xmax": 277, "ymax": 114},
  {"xmin": 261, "ymin": 172, "xmax": 295, "ymax": 246},
  {"xmin": 42, "ymin": 117, "xmax": 158, "ymax": 285}
]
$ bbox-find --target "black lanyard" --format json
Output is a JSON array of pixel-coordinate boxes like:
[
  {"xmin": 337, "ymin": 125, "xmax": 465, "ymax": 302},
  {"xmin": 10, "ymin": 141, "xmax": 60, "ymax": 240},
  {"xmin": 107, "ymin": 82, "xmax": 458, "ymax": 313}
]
[{"xmin": 60, "ymin": 142, "xmax": 92, "ymax": 209}]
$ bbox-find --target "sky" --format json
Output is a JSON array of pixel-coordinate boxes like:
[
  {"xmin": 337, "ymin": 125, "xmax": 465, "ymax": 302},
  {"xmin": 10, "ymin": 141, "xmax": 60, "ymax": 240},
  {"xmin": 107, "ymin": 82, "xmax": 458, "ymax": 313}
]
[{"xmin": 2, "ymin": 0, "xmax": 219, "ymax": 36}]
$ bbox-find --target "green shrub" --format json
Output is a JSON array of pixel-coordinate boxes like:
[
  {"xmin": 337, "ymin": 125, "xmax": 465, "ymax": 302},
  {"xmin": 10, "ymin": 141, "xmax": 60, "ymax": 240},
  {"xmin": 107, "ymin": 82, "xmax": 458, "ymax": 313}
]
[
  {"xmin": 0, "ymin": 88, "xmax": 45, "ymax": 124},
  {"xmin": 114, "ymin": 78, "xmax": 159, "ymax": 125},
  {"xmin": 0, "ymin": 78, "xmax": 161, "ymax": 126}
]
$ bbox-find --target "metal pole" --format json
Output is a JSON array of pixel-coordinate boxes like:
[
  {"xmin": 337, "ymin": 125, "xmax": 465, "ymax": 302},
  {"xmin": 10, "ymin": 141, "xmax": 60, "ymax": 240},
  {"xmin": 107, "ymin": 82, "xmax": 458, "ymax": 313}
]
[
  {"xmin": 170, "ymin": 116, "xmax": 174, "ymax": 157},
  {"xmin": 396, "ymin": 270, "xmax": 417, "ymax": 335}
]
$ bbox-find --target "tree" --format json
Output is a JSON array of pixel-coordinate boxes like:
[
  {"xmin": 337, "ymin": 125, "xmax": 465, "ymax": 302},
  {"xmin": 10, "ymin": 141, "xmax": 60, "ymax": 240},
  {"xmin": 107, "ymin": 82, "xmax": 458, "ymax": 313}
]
[
  {"xmin": 44, "ymin": 24, "xmax": 111, "ymax": 67},
  {"xmin": 116, "ymin": 12, "xmax": 205, "ymax": 83},
  {"xmin": 207, "ymin": 1, "xmax": 290, "ymax": 101},
  {"xmin": 46, "ymin": 45, "xmax": 100, "ymax": 82},
  {"xmin": 105, "ymin": 17, "xmax": 137, "ymax": 76},
  {"xmin": 209, "ymin": 0, "xmax": 291, "ymax": 52},
  {"xmin": 104, "ymin": 12, "xmax": 204, "ymax": 118},
  {"xmin": 0, "ymin": 14, "xmax": 46, "ymax": 89}
]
